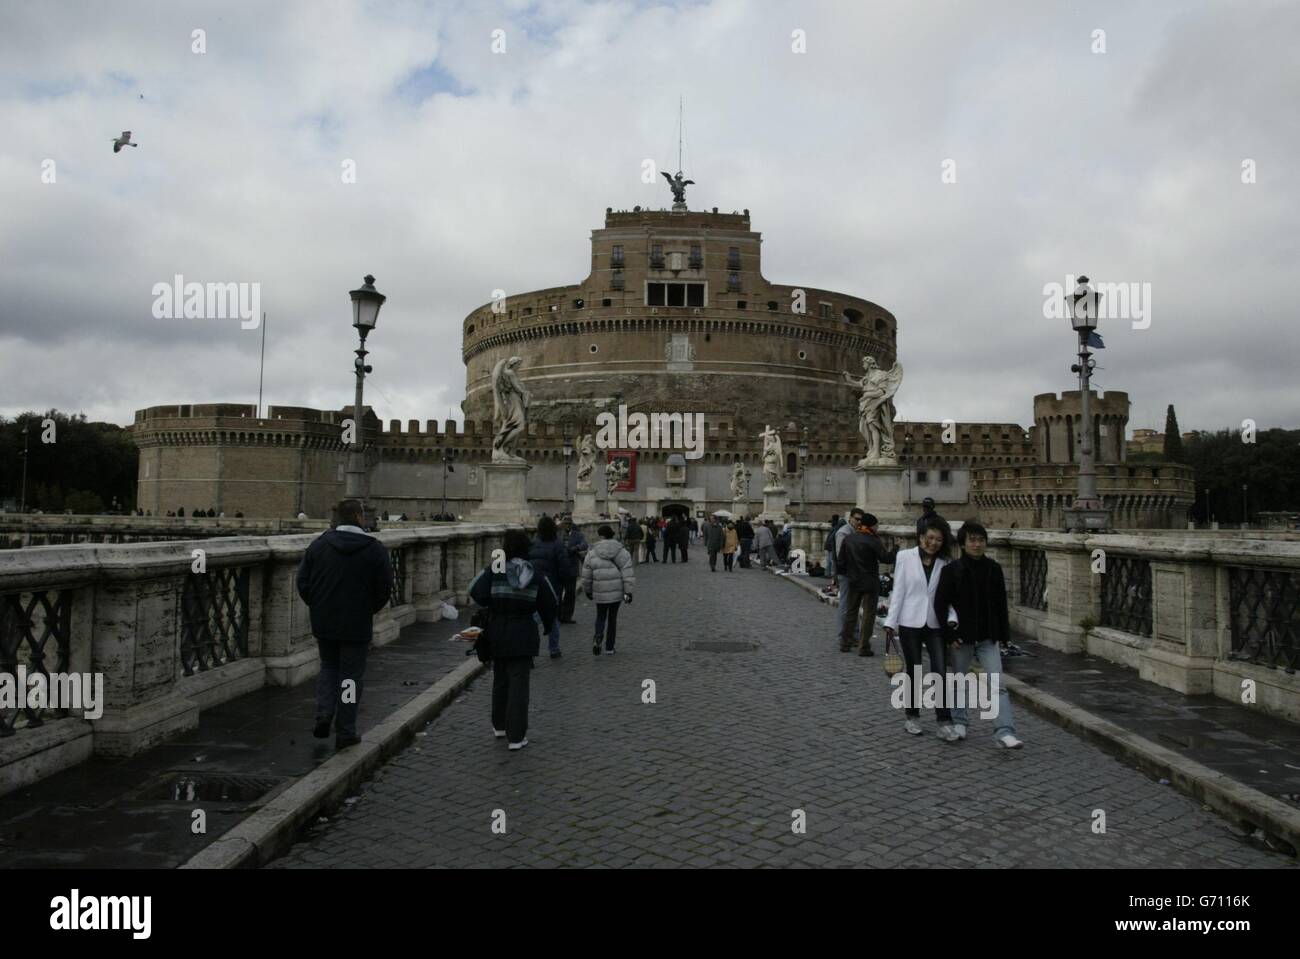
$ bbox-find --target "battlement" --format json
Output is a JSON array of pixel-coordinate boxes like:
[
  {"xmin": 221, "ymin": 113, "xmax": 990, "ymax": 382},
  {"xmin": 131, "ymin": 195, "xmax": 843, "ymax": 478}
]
[{"xmin": 603, "ymin": 207, "xmax": 752, "ymax": 230}]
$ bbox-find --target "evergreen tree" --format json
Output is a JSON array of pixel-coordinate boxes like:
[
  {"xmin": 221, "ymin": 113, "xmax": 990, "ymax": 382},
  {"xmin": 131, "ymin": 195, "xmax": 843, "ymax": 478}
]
[{"xmin": 1163, "ymin": 405, "xmax": 1184, "ymax": 462}]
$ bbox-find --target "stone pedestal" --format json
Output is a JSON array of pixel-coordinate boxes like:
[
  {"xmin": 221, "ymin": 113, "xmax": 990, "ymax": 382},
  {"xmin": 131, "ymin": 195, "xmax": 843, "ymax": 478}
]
[
  {"xmin": 757, "ymin": 487, "xmax": 790, "ymax": 523},
  {"xmin": 572, "ymin": 488, "xmax": 598, "ymax": 522},
  {"xmin": 471, "ymin": 462, "xmax": 532, "ymax": 523},
  {"xmin": 731, "ymin": 498, "xmax": 753, "ymax": 520},
  {"xmin": 853, "ymin": 464, "xmax": 909, "ymax": 524}
]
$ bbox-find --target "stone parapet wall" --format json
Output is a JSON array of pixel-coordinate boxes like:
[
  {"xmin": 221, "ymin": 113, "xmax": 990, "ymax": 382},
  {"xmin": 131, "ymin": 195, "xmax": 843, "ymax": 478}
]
[{"xmin": 0, "ymin": 522, "xmax": 516, "ymax": 796}]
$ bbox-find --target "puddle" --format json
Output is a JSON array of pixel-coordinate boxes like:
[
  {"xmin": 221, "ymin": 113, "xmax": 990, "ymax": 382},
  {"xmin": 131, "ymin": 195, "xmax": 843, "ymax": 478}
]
[{"xmin": 135, "ymin": 772, "xmax": 285, "ymax": 803}]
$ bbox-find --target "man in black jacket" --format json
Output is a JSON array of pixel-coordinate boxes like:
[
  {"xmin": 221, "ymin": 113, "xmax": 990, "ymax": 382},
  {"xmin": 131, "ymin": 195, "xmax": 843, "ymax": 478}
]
[
  {"xmin": 704, "ymin": 515, "xmax": 725, "ymax": 571},
  {"xmin": 296, "ymin": 499, "xmax": 394, "ymax": 749},
  {"xmin": 737, "ymin": 517, "xmax": 755, "ymax": 568},
  {"xmin": 836, "ymin": 512, "xmax": 898, "ymax": 655},
  {"xmin": 933, "ymin": 520, "xmax": 1022, "ymax": 748}
]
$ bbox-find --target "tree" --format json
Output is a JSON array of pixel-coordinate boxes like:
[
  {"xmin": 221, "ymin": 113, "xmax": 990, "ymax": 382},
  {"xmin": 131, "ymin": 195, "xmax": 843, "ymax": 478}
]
[{"xmin": 1163, "ymin": 405, "xmax": 1184, "ymax": 463}]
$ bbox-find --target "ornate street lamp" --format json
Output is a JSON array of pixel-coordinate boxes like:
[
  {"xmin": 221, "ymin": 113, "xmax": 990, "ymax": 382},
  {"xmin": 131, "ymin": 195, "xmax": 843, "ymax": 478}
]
[
  {"xmin": 346, "ymin": 275, "xmax": 385, "ymax": 521},
  {"xmin": 440, "ymin": 447, "xmax": 455, "ymax": 519},
  {"xmin": 1063, "ymin": 275, "xmax": 1110, "ymax": 532}
]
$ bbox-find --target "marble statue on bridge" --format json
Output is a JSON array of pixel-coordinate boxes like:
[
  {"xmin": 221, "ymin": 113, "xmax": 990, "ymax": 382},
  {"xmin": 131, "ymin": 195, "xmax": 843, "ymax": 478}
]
[
  {"xmin": 845, "ymin": 355, "xmax": 903, "ymax": 467},
  {"xmin": 490, "ymin": 356, "xmax": 529, "ymax": 463}
]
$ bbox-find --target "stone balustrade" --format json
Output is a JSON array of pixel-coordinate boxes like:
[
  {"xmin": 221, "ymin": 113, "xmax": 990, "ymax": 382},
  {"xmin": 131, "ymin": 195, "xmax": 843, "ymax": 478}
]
[
  {"xmin": 0, "ymin": 522, "xmax": 518, "ymax": 796},
  {"xmin": 789, "ymin": 522, "xmax": 1300, "ymax": 725}
]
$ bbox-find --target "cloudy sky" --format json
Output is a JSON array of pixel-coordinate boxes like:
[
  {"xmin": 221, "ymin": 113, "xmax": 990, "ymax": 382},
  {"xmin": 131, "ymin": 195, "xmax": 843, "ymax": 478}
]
[{"xmin": 2, "ymin": 0, "xmax": 1296, "ymax": 436}]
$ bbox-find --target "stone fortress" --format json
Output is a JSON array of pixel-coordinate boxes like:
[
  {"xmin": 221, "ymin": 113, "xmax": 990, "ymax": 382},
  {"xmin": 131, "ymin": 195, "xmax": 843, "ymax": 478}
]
[{"xmin": 131, "ymin": 183, "xmax": 1194, "ymax": 529}]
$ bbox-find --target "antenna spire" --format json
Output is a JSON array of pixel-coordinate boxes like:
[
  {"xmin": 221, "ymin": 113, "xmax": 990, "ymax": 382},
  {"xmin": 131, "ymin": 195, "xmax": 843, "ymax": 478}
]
[{"xmin": 677, "ymin": 96, "xmax": 683, "ymax": 173}]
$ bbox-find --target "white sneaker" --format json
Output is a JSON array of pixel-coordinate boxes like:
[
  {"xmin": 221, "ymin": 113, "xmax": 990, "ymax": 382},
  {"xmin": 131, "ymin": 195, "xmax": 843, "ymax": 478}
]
[
  {"xmin": 938, "ymin": 724, "xmax": 960, "ymax": 743},
  {"xmin": 904, "ymin": 720, "xmax": 923, "ymax": 735},
  {"xmin": 998, "ymin": 733, "xmax": 1023, "ymax": 749},
  {"xmin": 493, "ymin": 728, "xmax": 506, "ymax": 738},
  {"xmin": 953, "ymin": 724, "xmax": 968, "ymax": 740},
  {"xmin": 508, "ymin": 738, "xmax": 529, "ymax": 751}
]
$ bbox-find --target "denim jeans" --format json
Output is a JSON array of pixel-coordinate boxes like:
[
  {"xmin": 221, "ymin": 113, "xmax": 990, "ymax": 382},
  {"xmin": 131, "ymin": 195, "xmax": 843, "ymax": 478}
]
[
  {"xmin": 532, "ymin": 610, "xmax": 560, "ymax": 655},
  {"xmin": 946, "ymin": 640, "xmax": 1015, "ymax": 735},
  {"xmin": 836, "ymin": 574, "xmax": 851, "ymax": 633},
  {"xmin": 825, "ymin": 549, "xmax": 836, "ymax": 579},
  {"xmin": 315, "ymin": 638, "xmax": 368, "ymax": 739}
]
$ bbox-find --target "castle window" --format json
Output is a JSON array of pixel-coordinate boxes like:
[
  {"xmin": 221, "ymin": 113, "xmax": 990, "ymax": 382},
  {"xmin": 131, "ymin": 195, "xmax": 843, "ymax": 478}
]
[
  {"xmin": 939, "ymin": 470, "xmax": 951, "ymax": 483},
  {"xmin": 611, "ymin": 270, "xmax": 624, "ymax": 290},
  {"xmin": 650, "ymin": 242, "xmax": 664, "ymax": 269},
  {"xmin": 798, "ymin": 350, "xmax": 807, "ymax": 360},
  {"xmin": 737, "ymin": 300, "xmax": 747, "ymax": 309},
  {"xmin": 689, "ymin": 244, "xmax": 702, "ymax": 270},
  {"xmin": 589, "ymin": 344, "xmax": 599, "ymax": 354},
  {"xmin": 819, "ymin": 302, "xmax": 831, "ymax": 319},
  {"xmin": 786, "ymin": 452, "xmax": 798, "ymax": 474},
  {"xmin": 601, "ymin": 298, "xmax": 612, "ymax": 307},
  {"xmin": 466, "ymin": 324, "xmax": 474, "ymax": 335},
  {"xmin": 844, "ymin": 308, "xmax": 863, "ymax": 324},
  {"xmin": 727, "ymin": 271, "xmax": 741, "ymax": 292},
  {"xmin": 766, "ymin": 301, "xmax": 778, "ymax": 311},
  {"xmin": 727, "ymin": 247, "xmax": 740, "ymax": 270},
  {"xmin": 875, "ymin": 317, "xmax": 886, "ymax": 332},
  {"xmin": 916, "ymin": 470, "xmax": 929, "ymax": 484},
  {"xmin": 612, "ymin": 244, "xmax": 624, "ymax": 269},
  {"xmin": 573, "ymin": 298, "xmax": 584, "ymax": 309},
  {"xmin": 524, "ymin": 307, "xmax": 533, "ymax": 316},
  {"xmin": 647, "ymin": 282, "xmax": 705, "ymax": 307}
]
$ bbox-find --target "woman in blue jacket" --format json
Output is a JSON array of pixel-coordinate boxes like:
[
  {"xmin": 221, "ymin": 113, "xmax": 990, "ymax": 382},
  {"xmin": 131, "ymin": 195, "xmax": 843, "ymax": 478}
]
[{"xmin": 527, "ymin": 515, "xmax": 569, "ymax": 659}]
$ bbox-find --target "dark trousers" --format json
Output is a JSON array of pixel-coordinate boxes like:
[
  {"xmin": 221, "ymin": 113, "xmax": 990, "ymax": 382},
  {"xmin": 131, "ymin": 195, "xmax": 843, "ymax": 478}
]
[
  {"xmin": 740, "ymin": 538, "xmax": 753, "ymax": 567},
  {"xmin": 708, "ymin": 548, "xmax": 719, "ymax": 570},
  {"xmin": 647, "ymin": 540, "xmax": 658, "ymax": 562},
  {"xmin": 491, "ymin": 656, "xmax": 532, "ymax": 743},
  {"xmin": 594, "ymin": 602, "xmax": 621, "ymax": 650},
  {"xmin": 898, "ymin": 626, "xmax": 951, "ymax": 721},
  {"xmin": 559, "ymin": 576, "xmax": 578, "ymax": 621},
  {"xmin": 666, "ymin": 541, "xmax": 678, "ymax": 562},
  {"xmin": 679, "ymin": 541, "xmax": 689, "ymax": 562},
  {"xmin": 315, "ymin": 638, "xmax": 369, "ymax": 739},
  {"xmin": 839, "ymin": 585, "xmax": 878, "ymax": 651},
  {"xmin": 723, "ymin": 551, "xmax": 735, "ymax": 571}
]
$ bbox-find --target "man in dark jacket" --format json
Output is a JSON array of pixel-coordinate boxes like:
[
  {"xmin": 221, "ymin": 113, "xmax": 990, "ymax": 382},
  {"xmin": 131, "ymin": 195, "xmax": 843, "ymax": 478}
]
[
  {"xmin": 933, "ymin": 520, "xmax": 1021, "ymax": 747},
  {"xmin": 645, "ymin": 516, "xmax": 660, "ymax": 563},
  {"xmin": 915, "ymin": 497, "xmax": 944, "ymax": 541},
  {"xmin": 295, "ymin": 498, "xmax": 394, "ymax": 749},
  {"xmin": 623, "ymin": 512, "xmax": 643, "ymax": 564},
  {"xmin": 663, "ymin": 517, "xmax": 679, "ymax": 563},
  {"xmin": 469, "ymin": 529, "xmax": 558, "ymax": 750},
  {"xmin": 558, "ymin": 516, "xmax": 587, "ymax": 623},
  {"xmin": 704, "ymin": 515, "xmax": 725, "ymax": 571},
  {"xmin": 676, "ymin": 515, "xmax": 690, "ymax": 562},
  {"xmin": 836, "ymin": 512, "xmax": 898, "ymax": 655},
  {"xmin": 737, "ymin": 517, "xmax": 755, "ymax": 568}
]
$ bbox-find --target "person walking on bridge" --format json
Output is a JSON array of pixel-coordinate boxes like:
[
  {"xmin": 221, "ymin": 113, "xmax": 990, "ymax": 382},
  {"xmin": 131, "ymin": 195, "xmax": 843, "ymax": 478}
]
[
  {"xmin": 704, "ymin": 514, "xmax": 725, "ymax": 571},
  {"xmin": 836, "ymin": 512, "xmax": 897, "ymax": 655},
  {"xmin": 296, "ymin": 498, "xmax": 394, "ymax": 749},
  {"xmin": 469, "ymin": 529, "xmax": 558, "ymax": 750},
  {"xmin": 581, "ymin": 525, "xmax": 635, "ymax": 655},
  {"xmin": 722, "ymin": 521, "xmax": 739, "ymax": 571},
  {"xmin": 527, "ymin": 515, "xmax": 568, "ymax": 659}
]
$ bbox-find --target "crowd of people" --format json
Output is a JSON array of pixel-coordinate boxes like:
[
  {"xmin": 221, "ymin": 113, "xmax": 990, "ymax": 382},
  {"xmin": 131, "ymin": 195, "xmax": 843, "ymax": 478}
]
[
  {"xmin": 830, "ymin": 503, "xmax": 1023, "ymax": 749},
  {"xmin": 294, "ymin": 496, "xmax": 1022, "ymax": 756}
]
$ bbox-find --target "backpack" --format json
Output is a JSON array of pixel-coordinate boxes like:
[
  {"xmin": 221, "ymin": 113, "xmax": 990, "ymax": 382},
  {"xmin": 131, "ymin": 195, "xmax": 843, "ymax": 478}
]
[{"xmin": 625, "ymin": 522, "xmax": 643, "ymax": 543}]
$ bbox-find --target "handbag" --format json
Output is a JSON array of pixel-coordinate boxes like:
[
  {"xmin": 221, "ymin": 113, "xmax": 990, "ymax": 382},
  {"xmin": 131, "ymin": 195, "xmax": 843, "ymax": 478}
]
[{"xmin": 883, "ymin": 632, "xmax": 904, "ymax": 676}]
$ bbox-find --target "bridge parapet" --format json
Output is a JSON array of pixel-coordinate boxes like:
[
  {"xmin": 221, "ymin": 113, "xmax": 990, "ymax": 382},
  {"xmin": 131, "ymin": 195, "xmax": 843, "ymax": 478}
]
[
  {"xmin": 787, "ymin": 522, "xmax": 1300, "ymax": 726},
  {"xmin": 0, "ymin": 522, "xmax": 520, "ymax": 796}
]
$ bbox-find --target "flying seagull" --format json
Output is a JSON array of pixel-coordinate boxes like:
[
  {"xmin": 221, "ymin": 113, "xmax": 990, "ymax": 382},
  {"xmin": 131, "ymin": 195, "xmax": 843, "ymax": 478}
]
[{"xmin": 111, "ymin": 131, "xmax": 137, "ymax": 153}]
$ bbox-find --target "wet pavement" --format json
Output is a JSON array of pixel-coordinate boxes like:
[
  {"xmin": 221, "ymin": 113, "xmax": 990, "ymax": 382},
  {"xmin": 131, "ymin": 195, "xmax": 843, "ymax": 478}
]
[{"xmin": 0, "ymin": 614, "xmax": 472, "ymax": 868}]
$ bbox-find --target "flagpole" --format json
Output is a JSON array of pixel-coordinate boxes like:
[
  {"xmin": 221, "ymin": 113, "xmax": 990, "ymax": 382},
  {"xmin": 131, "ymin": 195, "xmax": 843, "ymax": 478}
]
[{"xmin": 257, "ymin": 311, "xmax": 267, "ymax": 417}]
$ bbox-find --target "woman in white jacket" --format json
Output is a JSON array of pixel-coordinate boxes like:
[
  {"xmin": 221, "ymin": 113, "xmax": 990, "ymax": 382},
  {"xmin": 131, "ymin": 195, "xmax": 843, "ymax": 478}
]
[
  {"xmin": 581, "ymin": 525, "xmax": 635, "ymax": 655},
  {"xmin": 884, "ymin": 519, "xmax": 958, "ymax": 740}
]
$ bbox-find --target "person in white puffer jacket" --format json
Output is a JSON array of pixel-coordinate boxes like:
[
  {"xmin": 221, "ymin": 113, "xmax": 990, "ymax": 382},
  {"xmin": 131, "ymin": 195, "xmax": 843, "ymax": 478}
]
[{"xmin": 581, "ymin": 525, "xmax": 635, "ymax": 656}]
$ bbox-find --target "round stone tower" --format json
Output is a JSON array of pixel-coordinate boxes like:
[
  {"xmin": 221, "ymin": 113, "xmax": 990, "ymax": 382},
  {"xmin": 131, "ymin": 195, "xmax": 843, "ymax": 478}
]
[
  {"xmin": 461, "ymin": 204, "xmax": 897, "ymax": 435},
  {"xmin": 1033, "ymin": 390, "xmax": 1130, "ymax": 466}
]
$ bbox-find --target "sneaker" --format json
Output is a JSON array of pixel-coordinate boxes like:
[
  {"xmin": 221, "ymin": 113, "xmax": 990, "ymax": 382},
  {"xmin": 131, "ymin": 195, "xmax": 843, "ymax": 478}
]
[
  {"xmin": 998, "ymin": 733, "xmax": 1024, "ymax": 749},
  {"xmin": 938, "ymin": 724, "xmax": 960, "ymax": 743},
  {"xmin": 312, "ymin": 718, "xmax": 331, "ymax": 739},
  {"xmin": 550, "ymin": 651, "xmax": 561, "ymax": 659},
  {"xmin": 592, "ymin": 641, "xmax": 602, "ymax": 655},
  {"xmin": 493, "ymin": 728, "xmax": 506, "ymax": 738},
  {"xmin": 904, "ymin": 720, "xmax": 923, "ymax": 735},
  {"xmin": 335, "ymin": 734, "xmax": 362, "ymax": 749},
  {"xmin": 508, "ymin": 738, "xmax": 529, "ymax": 751},
  {"xmin": 605, "ymin": 648, "xmax": 616, "ymax": 655},
  {"xmin": 953, "ymin": 724, "xmax": 968, "ymax": 740}
]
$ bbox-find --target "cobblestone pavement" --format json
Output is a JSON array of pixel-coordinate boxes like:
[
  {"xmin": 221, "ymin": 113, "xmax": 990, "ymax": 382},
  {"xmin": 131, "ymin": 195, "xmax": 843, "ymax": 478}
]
[{"xmin": 273, "ymin": 556, "xmax": 1293, "ymax": 868}]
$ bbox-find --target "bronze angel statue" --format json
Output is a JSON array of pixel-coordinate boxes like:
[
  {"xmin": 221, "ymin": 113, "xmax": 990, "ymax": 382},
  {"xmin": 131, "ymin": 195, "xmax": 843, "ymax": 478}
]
[{"xmin": 662, "ymin": 170, "xmax": 694, "ymax": 204}]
